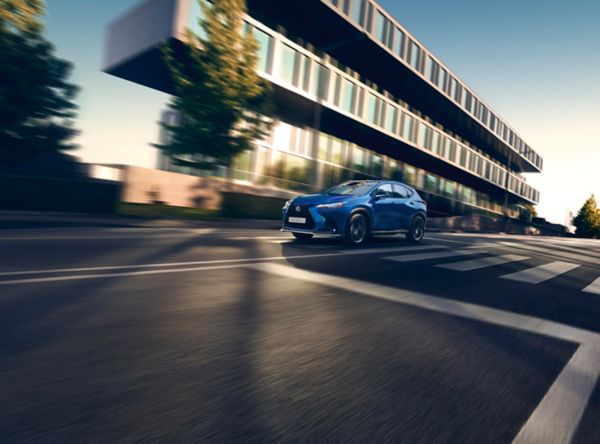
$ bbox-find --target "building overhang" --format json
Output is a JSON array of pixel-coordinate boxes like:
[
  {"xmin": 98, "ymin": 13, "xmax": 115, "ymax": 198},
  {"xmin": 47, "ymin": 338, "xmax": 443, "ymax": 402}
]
[{"xmin": 246, "ymin": 0, "xmax": 541, "ymax": 173}]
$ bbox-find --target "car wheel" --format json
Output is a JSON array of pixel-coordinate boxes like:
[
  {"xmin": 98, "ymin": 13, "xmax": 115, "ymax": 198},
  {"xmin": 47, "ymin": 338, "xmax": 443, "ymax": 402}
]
[
  {"xmin": 345, "ymin": 213, "xmax": 369, "ymax": 246},
  {"xmin": 293, "ymin": 232, "xmax": 313, "ymax": 241},
  {"xmin": 406, "ymin": 216, "xmax": 425, "ymax": 243}
]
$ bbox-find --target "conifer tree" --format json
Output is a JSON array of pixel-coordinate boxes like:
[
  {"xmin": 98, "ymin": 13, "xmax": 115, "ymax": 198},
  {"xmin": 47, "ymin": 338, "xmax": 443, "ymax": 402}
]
[{"xmin": 573, "ymin": 194, "xmax": 600, "ymax": 238}]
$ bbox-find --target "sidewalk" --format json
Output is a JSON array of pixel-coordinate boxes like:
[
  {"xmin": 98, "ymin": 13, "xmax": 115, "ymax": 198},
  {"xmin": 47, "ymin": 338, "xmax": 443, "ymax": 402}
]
[{"xmin": 0, "ymin": 211, "xmax": 280, "ymax": 230}]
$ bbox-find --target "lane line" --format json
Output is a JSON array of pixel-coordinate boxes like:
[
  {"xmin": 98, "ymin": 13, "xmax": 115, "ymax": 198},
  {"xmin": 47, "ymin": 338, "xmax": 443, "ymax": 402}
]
[
  {"xmin": 384, "ymin": 249, "xmax": 481, "ymax": 262},
  {"xmin": 435, "ymin": 254, "xmax": 530, "ymax": 271},
  {"xmin": 0, "ymin": 244, "xmax": 446, "ymax": 282},
  {"xmin": 501, "ymin": 261, "xmax": 580, "ymax": 284},
  {"xmin": 248, "ymin": 262, "xmax": 600, "ymax": 444},
  {"xmin": 231, "ymin": 236, "xmax": 289, "ymax": 240},
  {"xmin": 0, "ymin": 229, "xmax": 217, "ymax": 241},
  {"xmin": 582, "ymin": 277, "xmax": 600, "ymax": 295},
  {"xmin": 0, "ymin": 264, "xmax": 250, "ymax": 286}
]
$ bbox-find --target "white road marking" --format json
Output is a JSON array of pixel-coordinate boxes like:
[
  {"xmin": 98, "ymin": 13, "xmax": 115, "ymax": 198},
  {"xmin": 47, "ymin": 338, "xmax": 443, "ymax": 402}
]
[
  {"xmin": 384, "ymin": 249, "xmax": 481, "ymax": 262},
  {"xmin": 435, "ymin": 254, "xmax": 530, "ymax": 271},
  {"xmin": 582, "ymin": 277, "xmax": 600, "ymax": 295},
  {"xmin": 231, "ymin": 236, "xmax": 289, "ymax": 240},
  {"xmin": 499, "ymin": 241, "xmax": 600, "ymax": 266},
  {"xmin": 0, "ymin": 244, "xmax": 446, "ymax": 282},
  {"xmin": 248, "ymin": 262, "xmax": 600, "ymax": 444},
  {"xmin": 0, "ymin": 229, "xmax": 217, "ymax": 241},
  {"xmin": 513, "ymin": 343, "xmax": 600, "ymax": 444},
  {"xmin": 501, "ymin": 261, "xmax": 580, "ymax": 284},
  {"xmin": 0, "ymin": 264, "xmax": 251, "ymax": 286}
]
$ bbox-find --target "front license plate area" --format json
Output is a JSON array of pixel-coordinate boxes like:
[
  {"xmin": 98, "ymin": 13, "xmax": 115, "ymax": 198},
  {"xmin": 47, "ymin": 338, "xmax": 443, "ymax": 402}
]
[{"xmin": 289, "ymin": 217, "xmax": 306, "ymax": 224}]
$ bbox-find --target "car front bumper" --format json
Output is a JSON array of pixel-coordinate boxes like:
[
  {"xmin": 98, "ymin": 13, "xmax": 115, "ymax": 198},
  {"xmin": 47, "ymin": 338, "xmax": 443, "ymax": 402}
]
[{"xmin": 281, "ymin": 205, "xmax": 346, "ymax": 235}]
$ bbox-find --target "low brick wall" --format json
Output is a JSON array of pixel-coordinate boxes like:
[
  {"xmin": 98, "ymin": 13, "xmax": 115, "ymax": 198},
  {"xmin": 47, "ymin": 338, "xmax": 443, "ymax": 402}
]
[{"xmin": 121, "ymin": 166, "xmax": 222, "ymax": 210}]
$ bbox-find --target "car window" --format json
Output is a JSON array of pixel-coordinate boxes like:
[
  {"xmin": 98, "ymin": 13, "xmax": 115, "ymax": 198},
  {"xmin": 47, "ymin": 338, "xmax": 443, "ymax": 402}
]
[
  {"xmin": 325, "ymin": 181, "xmax": 377, "ymax": 196},
  {"xmin": 393, "ymin": 184, "xmax": 413, "ymax": 198},
  {"xmin": 375, "ymin": 184, "xmax": 393, "ymax": 197}
]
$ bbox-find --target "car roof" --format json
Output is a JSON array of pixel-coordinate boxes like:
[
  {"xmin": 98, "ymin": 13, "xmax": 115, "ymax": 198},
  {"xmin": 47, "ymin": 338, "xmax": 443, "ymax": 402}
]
[{"xmin": 340, "ymin": 179, "xmax": 417, "ymax": 193}]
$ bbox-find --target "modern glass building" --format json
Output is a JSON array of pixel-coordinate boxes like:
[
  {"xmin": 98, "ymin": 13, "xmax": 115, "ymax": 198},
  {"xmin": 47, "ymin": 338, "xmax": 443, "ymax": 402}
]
[{"xmin": 104, "ymin": 0, "xmax": 542, "ymax": 217}]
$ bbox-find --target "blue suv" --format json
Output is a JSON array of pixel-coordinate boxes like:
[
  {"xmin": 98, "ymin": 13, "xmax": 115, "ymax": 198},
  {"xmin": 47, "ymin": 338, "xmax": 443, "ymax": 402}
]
[{"xmin": 282, "ymin": 180, "xmax": 427, "ymax": 245}]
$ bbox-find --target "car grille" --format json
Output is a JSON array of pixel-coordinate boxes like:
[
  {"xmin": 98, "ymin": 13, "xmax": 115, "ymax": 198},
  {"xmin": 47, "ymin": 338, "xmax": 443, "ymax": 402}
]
[{"xmin": 286, "ymin": 205, "xmax": 315, "ymax": 229}]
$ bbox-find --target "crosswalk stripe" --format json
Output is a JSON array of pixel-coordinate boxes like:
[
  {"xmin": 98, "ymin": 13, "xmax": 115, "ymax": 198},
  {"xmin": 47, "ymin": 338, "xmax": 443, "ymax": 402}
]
[
  {"xmin": 499, "ymin": 242, "xmax": 600, "ymax": 265},
  {"xmin": 435, "ymin": 254, "xmax": 530, "ymax": 271},
  {"xmin": 500, "ymin": 261, "xmax": 580, "ymax": 284},
  {"xmin": 582, "ymin": 277, "xmax": 600, "ymax": 295},
  {"xmin": 384, "ymin": 249, "xmax": 481, "ymax": 263}
]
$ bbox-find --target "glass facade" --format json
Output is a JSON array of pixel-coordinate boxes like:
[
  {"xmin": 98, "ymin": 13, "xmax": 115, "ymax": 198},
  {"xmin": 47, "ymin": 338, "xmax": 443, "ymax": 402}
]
[
  {"xmin": 324, "ymin": 0, "xmax": 542, "ymax": 170},
  {"xmin": 169, "ymin": 2, "xmax": 541, "ymax": 218}
]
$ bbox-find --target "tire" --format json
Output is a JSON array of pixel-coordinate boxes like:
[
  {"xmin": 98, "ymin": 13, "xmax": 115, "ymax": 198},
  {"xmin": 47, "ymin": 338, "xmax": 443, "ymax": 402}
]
[
  {"xmin": 406, "ymin": 216, "xmax": 425, "ymax": 243},
  {"xmin": 345, "ymin": 213, "xmax": 369, "ymax": 246},
  {"xmin": 293, "ymin": 232, "xmax": 313, "ymax": 241}
]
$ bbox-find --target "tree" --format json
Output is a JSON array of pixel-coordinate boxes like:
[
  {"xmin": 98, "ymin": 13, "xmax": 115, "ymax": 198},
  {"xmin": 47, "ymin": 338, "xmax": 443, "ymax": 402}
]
[
  {"xmin": 519, "ymin": 203, "xmax": 538, "ymax": 224},
  {"xmin": 0, "ymin": 0, "xmax": 79, "ymax": 173},
  {"xmin": 157, "ymin": 0, "xmax": 273, "ymax": 176},
  {"xmin": 573, "ymin": 194, "xmax": 600, "ymax": 238}
]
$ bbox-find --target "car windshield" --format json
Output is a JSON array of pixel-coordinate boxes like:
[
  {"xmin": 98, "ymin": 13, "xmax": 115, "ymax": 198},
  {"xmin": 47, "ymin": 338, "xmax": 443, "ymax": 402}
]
[{"xmin": 325, "ymin": 181, "xmax": 376, "ymax": 196}]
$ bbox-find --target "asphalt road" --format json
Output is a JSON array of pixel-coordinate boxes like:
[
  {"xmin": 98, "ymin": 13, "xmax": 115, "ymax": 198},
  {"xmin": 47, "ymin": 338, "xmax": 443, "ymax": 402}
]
[{"xmin": 1, "ymin": 227, "xmax": 600, "ymax": 443}]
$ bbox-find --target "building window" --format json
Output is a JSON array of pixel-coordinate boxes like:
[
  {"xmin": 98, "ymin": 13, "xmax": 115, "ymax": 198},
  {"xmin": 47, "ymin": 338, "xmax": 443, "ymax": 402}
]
[
  {"xmin": 424, "ymin": 173, "xmax": 438, "ymax": 192},
  {"xmin": 409, "ymin": 41, "xmax": 421, "ymax": 71},
  {"xmin": 374, "ymin": 10, "xmax": 386, "ymax": 42},
  {"xmin": 352, "ymin": 146, "xmax": 367, "ymax": 172},
  {"xmin": 426, "ymin": 56, "xmax": 435, "ymax": 82},
  {"xmin": 252, "ymin": 27, "xmax": 272, "ymax": 74},
  {"xmin": 330, "ymin": 138, "xmax": 344, "ymax": 165},
  {"xmin": 393, "ymin": 27, "xmax": 404, "ymax": 57},
  {"xmin": 371, "ymin": 154, "xmax": 383, "ymax": 176},
  {"xmin": 404, "ymin": 165, "xmax": 416, "ymax": 185},
  {"xmin": 454, "ymin": 83, "xmax": 462, "ymax": 103},
  {"xmin": 437, "ymin": 68, "xmax": 446, "ymax": 90},
  {"xmin": 340, "ymin": 78, "xmax": 356, "ymax": 114},
  {"xmin": 365, "ymin": 93, "xmax": 378, "ymax": 124},
  {"xmin": 318, "ymin": 134, "xmax": 330, "ymax": 161},
  {"xmin": 349, "ymin": 0, "xmax": 362, "ymax": 24},
  {"xmin": 384, "ymin": 104, "xmax": 397, "ymax": 133},
  {"xmin": 431, "ymin": 131, "xmax": 440, "ymax": 155},
  {"xmin": 309, "ymin": 62, "xmax": 328, "ymax": 99},
  {"xmin": 280, "ymin": 44, "xmax": 296, "ymax": 85},
  {"xmin": 418, "ymin": 122, "xmax": 429, "ymax": 148},
  {"xmin": 401, "ymin": 113, "xmax": 414, "ymax": 142}
]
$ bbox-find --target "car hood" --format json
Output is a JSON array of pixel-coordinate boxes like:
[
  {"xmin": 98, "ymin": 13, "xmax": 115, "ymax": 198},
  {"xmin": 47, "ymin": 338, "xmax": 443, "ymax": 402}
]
[{"xmin": 292, "ymin": 194, "xmax": 354, "ymax": 206}]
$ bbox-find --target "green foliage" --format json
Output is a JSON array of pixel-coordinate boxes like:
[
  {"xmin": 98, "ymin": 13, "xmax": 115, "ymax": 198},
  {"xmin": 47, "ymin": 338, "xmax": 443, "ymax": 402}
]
[
  {"xmin": 573, "ymin": 194, "xmax": 600, "ymax": 238},
  {"xmin": 157, "ymin": 0, "xmax": 273, "ymax": 171},
  {"xmin": 118, "ymin": 203, "xmax": 220, "ymax": 220},
  {"xmin": 519, "ymin": 203, "xmax": 538, "ymax": 224},
  {"xmin": 0, "ymin": 0, "xmax": 44, "ymax": 33},
  {"xmin": 0, "ymin": 0, "xmax": 79, "ymax": 172}
]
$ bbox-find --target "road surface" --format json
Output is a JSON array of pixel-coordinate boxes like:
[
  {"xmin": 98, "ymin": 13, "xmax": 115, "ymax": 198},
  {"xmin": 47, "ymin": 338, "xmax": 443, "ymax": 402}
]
[{"xmin": 1, "ymin": 227, "xmax": 599, "ymax": 442}]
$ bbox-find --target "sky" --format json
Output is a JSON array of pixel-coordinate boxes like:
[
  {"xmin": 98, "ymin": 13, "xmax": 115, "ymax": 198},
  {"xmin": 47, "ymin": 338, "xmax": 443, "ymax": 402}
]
[{"xmin": 44, "ymin": 0, "xmax": 600, "ymax": 224}]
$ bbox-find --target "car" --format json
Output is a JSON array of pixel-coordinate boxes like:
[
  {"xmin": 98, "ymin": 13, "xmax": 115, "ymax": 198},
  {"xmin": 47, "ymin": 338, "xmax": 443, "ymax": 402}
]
[{"xmin": 281, "ymin": 180, "xmax": 427, "ymax": 245}]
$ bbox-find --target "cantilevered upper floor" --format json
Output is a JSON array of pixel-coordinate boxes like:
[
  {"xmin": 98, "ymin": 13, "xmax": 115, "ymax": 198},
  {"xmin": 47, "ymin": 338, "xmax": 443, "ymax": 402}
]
[
  {"xmin": 103, "ymin": 0, "xmax": 540, "ymax": 204},
  {"xmin": 244, "ymin": 0, "xmax": 542, "ymax": 173}
]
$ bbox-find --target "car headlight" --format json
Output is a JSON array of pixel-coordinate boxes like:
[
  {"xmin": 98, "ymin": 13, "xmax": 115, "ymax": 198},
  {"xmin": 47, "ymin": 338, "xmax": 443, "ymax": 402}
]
[
  {"xmin": 282, "ymin": 200, "xmax": 292, "ymax": 210},
  {"xmin": 316, "ymin": 202, "xmax": 346, "ymax": 209}
]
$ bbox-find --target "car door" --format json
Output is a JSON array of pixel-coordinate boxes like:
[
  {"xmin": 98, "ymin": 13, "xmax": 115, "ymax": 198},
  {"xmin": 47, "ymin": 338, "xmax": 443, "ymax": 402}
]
[
  {"xmin": 371, "ymin": 184, "xmax": 397, "ymax": 231},
  {"xmin": 392, "ymin": 183, "xmax": 416, "ymax": 229}
]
